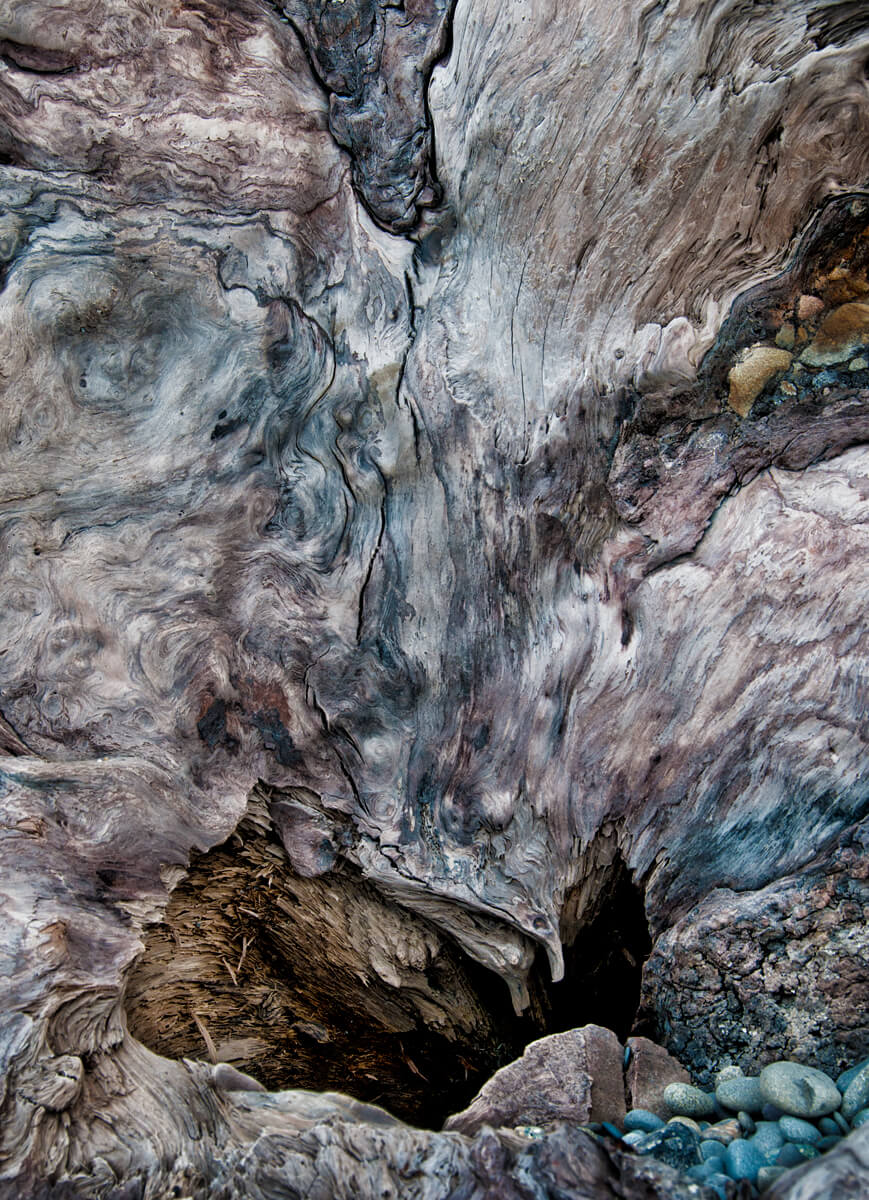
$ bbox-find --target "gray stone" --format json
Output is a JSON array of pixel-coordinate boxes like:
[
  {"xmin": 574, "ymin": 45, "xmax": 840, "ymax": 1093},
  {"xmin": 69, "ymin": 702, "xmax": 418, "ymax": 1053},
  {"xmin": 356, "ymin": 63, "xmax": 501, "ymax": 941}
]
[
  {"xmin": 716, "ymin": 1075, "xmax": 763, "ymax": 1114},
  {"xmin": 836, "ymin": 1056, "xmax": 869, "ymax": 1093},
  {"xmin": 778, "ymin": 1115, "xmax": 822, "ymax": 1144},
  {"xmin": 622, "ymin": 1130, "xmax": 647, "ymax": 1146},
  {"xmin": 664, "ymin": 1082, "xmax": 717, "ymax": 1119},
  {"xmin": 724, "ymin": 1138, "xmax": 766, "ymax": 1182},
  {"xmin": 757, "ymin": 1166, "xmax": 787, "ymax": 1192},
  {"xmin": 444, "ymin": 1025, "xmax": 625, "ymax": 1134},
  {"xmin": 841, "ymin": 1062, "xmax": 869, "ymax": 1120},
  {"xmin": 625, "ymin": 1037, "xmax": 692, "ymax": 1121},
  {"xmin": 758, "ymin": 1062, "xmax": 842, "ymax": 1119},
  {"xmin": 623, "ymin": 1109, "xmax": 665, "ymax": 1133},
  {"xmin": 715, "ymin": 1065, "xmax": 744, "ymax": 1086}
]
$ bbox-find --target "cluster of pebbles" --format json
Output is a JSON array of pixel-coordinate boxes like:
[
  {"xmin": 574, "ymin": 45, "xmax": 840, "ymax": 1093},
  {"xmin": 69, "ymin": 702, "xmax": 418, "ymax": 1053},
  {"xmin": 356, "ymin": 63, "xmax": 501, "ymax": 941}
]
[{"xmin": 596, "ymin": 1056, "xmax": 869, "ymax": 1196}]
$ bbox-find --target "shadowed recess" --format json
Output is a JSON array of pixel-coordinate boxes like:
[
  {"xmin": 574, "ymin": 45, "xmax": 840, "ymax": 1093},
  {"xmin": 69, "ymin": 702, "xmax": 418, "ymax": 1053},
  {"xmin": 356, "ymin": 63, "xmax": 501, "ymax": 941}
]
[{"xmin": 125, "ymin": 793, "xmax": 652, "ymax": 1126}]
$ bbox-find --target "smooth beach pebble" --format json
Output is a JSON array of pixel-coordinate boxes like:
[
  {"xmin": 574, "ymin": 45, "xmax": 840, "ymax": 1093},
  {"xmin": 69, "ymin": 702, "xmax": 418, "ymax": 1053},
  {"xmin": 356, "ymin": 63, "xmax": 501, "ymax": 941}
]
[
  {"xmin": 761, "ymin": 1102, "xmax": 784, "ymax": 1121},
  {"xmin": 700, "ymin": 1140, "xmax": 725, "ymax": 1162},
  {"xmin": 836, "ymin": 1056, "xmax": 869, "ymax": 1093},
  {"xmin": 833, "ymin": 1111, "xmax": 850, "ymax": 1134},
  {"xmin": 749, "ymin": 1122, "xmax": 784, "ymax": 1161},
  {"xmin": 758, "ymin": 1062, "xmax": 842, "ymax": 1119},
  {"xmin": 703, "ymin": 1119, "xmax": 741, "ymax": 1144},
  {"xmin": 716, "ymin": 1075, "xmax": 763, "ymax": 1114},
  {"xmin": 622, "ymin": 1130, "xmax": 647, "ymax": 1147},
  {"xmin": 816, "ymin": 1135, "xmax": 842, "ymax": 1151},
  {"xmin": 623, "ymin": 1109, "xmax": 664, "ymax": 1133},
  {"xmin": 818, "ymin": 1116, "xmax": 841, "ymax": 1136},
  {"xmin": 715, "ymin": 1065, "xmax": 744, "ymax": 1085},
  {"xmin": 851, "ymin": 1108, "xmax": 869, "ymax": 1129},
  {"xmin": 778, "ymin": 1115, "xmax": 822, "ymax": 1145},
  {"xmin": 724, "ymin": 1138, "xmax": 766, "ymax": 1182},
  {"xmin": 663, "ymin": 1082, "xmax": 717, "ymax": 1118},
  {"xmin": 667, "ymin": 1116, "xmax": 703, "ymax": 1134},
  {"xmin": 841, "ymin": 1063, "xmax": 869, "ymax": 1120},
  {"xmin": 737, "ymin": 1110, "xmax": 756, "ymax": 1135},
  {"xmin": 776, "ymin": 1142, "xmax": 820, "ymax": 1168}
]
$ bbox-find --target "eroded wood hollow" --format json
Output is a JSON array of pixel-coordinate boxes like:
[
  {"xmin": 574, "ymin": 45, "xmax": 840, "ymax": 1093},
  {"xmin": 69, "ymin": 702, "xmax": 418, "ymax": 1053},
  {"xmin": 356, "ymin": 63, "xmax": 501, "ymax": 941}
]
[{"xmin": 125, "ymin": 792, "xmax": 652, "ymax": 1126}]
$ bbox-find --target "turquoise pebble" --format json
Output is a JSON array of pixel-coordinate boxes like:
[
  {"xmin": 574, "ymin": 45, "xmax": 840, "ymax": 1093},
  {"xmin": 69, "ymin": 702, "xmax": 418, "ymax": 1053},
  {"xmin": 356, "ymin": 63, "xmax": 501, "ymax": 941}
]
[
  {"xmin": 738, "ymin": 1110, "xmax": 756, "ymax": 1135},
  {"xmin": 700, "ymin": 1140, "xmax": 725, "ymax": 1162},
  {"xmin": 724, "ymin": 1138, "xmax": 766, "ymax": 1182},
  {"xmin": 779, "ymin": 1115, "xmax": 822, "ymax": 1145},
  {"xmin": 761, "ymin": 1103, "xmax": 783, "ymax": 1121},
  {"xmin": 842, "ymin": 1064, "xmax": 869, "ymax": 1120},
  {"xmin": 817, "ymin": 1135, "xmax": 842, "ymax": 1151},
  {"xmin": 623, "ymin": 1109, "xmax": 664, "ymax": 1133},
  {"xmin": 749, "ymin": 1123, "xmax": 784, "ymax": 1163},
  {"xmin": 818, "ymin": 1117, "xmax": 841, "ymax": 1136},
  {"xmin": 601, "ymin": 1122, "xmax": 623, "ymax": 1140},
  {"xmin": 833, "ymin": 1111, "xmax": 850, "ymax": 1134},
  {"xmin": 706, "ymin": 1171, "xmax": 733, "ymax": 1200},
  {"xmin": 776, "ymin": 1142, "xmax": 819, "ymax": 1167},
  {"xmin": 836, "ymin": 1056, "xmax": 869, "ymax": 1093},
  {"xmin": 622, "ymin": 1130, "xmax": 646, "ymax": 1146},
  {"xmin": 716, "ymin": 1076, "xmax": 763, "ymax": 1114},
  {"xmin": 852, "ymin": 1108, "xmax": 869, "ymax": 1128}
]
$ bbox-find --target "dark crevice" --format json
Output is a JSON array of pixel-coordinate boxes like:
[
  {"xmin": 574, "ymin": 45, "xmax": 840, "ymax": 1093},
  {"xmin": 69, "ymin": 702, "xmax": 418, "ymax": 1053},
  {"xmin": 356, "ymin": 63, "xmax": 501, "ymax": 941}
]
[{"xmin": 125, "ymin": 797, "xmax": 652, "ymax": 1128}]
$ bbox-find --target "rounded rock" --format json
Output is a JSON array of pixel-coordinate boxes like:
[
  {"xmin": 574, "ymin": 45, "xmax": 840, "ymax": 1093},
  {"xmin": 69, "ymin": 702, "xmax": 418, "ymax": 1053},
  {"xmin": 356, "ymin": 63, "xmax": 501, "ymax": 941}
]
[
  {"xmin": 700, "ymin": 1139, "xmax": 726, "ymax": 1163},
  {"xmin": 818, "ymin": 1117, "xmax": 841, "ymax": 1137},
  {"xmin": 716, "ymin": 1075, "xmax": 763, "ymax": 1114},
  {"xmin": 836, "ymin": 1056, "xmax": 869, "ymax": 1093},
  {"xmin": 852, "ymin": 1108, "xmax": 869, "ymax": 1129},
  {"xmin": 667, "ymin": 1116, "xmax": 702, "ymax": 1134},
  {"xmin": 776, "ymin": 1142, "xmax": 820, "ymax": 1168},
  {"xmin": 724, "ymin": 1138, "xmax": 766, "ymax": 1183},
  {"xmin": 622, "ymin": 1130, "xmax": 646, "ymax": 1146},
  {"xmin": 715, "ymin": 1065, "xmax": 744, "ymax": 1086},
  {"xmin": 707, "ymin": 1174, "xmax": 732, "ymax": 1200},
  {"xmin": 738, "ymin": 1110, "xmax": 756, "ymax": 1135},
  {"xmin": 601, "ymin": 1122, "xmax": 623, "ymax": 1140},
  {"xmin": 761, "ymin": 1102, "xmax": 783, "ymax": 1121},
  {"xmin": 817, "ymin": 1134, "xmax": 842, "ymax": 1151},
  {"xmin": 779, "ymin": 1115, "xmax": 822, "ymax": 1145},
  {"xmin": 841, "ymin": 1063, "xmax": 869, "ymax": 1120},
  {"xmin": 703, "ymin": 1119, "xmax": 741, "ymax": 1145},
  {"xmin": 758, "ymin": 1062, "xmax": 841, "ymax": 1119},
  {"xmin": 833, "ymin": 1111, "xmax": 850, "ymax": 1135},
  {"xmin": 623, "ymin": 1109, "xmax": 664, "ymax": 1134},
  {"xmin": 749, "ymin": 1123, "xmax": 784, "ymax": 1163},
  {"xmin": 663, "ymin": 1082, "xmax": 717, "ymax": 1119}
]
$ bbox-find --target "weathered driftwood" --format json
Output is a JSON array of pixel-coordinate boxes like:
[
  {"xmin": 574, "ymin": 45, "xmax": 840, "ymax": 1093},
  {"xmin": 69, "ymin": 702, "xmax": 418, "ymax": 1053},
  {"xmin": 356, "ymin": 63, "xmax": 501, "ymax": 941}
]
[{"xmin": 0, "ymin": 0, "xmax": 868, "ymax": 1195}]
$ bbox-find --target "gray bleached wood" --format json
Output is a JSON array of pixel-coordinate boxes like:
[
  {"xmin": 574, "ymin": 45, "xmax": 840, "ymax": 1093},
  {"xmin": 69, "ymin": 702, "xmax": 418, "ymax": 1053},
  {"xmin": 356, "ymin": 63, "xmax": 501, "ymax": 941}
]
[{"xmin": 0, "ymin": 0, "xmax": 868, "ymax": 1195}]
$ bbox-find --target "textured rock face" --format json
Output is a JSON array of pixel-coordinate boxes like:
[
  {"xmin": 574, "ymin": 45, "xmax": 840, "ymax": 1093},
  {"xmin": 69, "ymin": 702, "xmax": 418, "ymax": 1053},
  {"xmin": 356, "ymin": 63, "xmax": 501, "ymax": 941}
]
[
  {"xmin": 443, "ymin": 1025, "xmax": 626, "ymax": 1134},
  {"xmin": 0, "ymin": 0, "xmax": 868, "ymax": 1195}
]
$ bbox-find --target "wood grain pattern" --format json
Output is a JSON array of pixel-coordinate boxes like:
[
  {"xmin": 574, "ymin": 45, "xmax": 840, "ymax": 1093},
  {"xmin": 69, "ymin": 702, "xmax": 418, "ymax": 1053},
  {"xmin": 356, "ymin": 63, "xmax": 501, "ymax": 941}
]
[{"xmin": 0, "ymin": 0, "xmax": 868, "ymax": 1195}]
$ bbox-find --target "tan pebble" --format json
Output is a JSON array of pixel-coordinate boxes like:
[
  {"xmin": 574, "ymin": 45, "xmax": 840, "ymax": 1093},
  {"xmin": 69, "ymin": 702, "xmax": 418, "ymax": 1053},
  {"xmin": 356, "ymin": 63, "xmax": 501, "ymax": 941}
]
[
  {"xmin": 703, "ymin": 1119, "xmax": 742, "ymax": 1144},
  {"xmin": 848, "ymin": 356, "xmax": 867, "ymax": 371},
  {"xmin": 781, "ymin": 381, "xmax": 797, "ymax": 396},
  {"xmin": 775, "ymin": 322, "xmax": 795, "ymax": 350},
  {"xmin": 728, "ymin": 345, "xmax": 793, "ymax": 416},
  {"xmin": 667, "ymin": 1116, "xmax": 702, "ymax": 1133},
  {"xmin": 801, "ymin": 302, "xmax": 869, "ymax": 366},
  {"xmin": 797, "ymin": 294, "xmax": 825, "ymax": 321}
]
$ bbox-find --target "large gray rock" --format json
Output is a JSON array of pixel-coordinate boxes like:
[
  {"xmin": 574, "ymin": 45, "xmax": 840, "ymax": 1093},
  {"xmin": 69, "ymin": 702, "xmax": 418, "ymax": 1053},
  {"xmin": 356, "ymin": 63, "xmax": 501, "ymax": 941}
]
[{"xmin": 443, "ymin": 1025, "xmax": 626, "ymax": 1134}]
